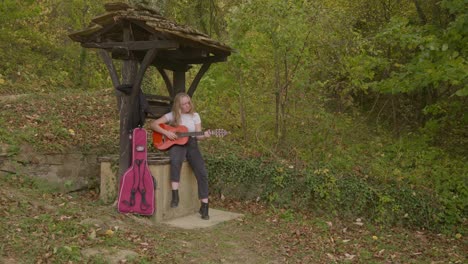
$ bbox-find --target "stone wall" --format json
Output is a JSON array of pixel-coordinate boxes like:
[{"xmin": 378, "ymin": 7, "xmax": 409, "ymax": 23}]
[{"xmin": 0, "ymin": 144, "xmax": 100, "ymax": 192}]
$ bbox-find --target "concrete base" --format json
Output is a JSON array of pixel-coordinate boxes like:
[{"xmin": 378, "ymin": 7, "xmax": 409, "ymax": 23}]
[
  {"xmin": 99, "ymin": 153, "xmax": 200, "ymax": 222},
  {"xmin": 163, "ymin": 208, "xmax": 244, "ymax": 229}
]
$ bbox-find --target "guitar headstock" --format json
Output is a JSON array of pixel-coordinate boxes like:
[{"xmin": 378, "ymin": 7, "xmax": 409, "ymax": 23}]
[{"xmin": 208, "ymin": 129, "xmax": 230, "ymax": 138}]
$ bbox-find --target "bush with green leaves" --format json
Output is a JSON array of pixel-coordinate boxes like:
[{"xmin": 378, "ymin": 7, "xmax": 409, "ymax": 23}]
[{"xmin": 206, "ymin": 147, "xmax": 466, "ymax": 233}]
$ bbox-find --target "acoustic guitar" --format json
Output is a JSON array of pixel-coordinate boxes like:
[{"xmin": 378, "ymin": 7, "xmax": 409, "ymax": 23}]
[{"xmin": 152, "ymin": 123, "xmax": 229, "ymax": 150}]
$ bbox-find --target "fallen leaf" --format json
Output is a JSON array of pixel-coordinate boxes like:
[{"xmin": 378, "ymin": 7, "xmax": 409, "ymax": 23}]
[
  {"xmin": 326, "ymin": 253, "xmax": 335, "ymax": 260},
  {"xmin": 88, "ymin": 229, "xmax": 96, "ymax": 240},
  {"xmin": 345, "ymin": 253, "xmax": 356, "ymax": 260},
  {"xmin": 105, "ymin": 229, "xmax": 114, "ymax": 236},
  {"xmin": 354, "ymin": 218, "xmax": 364, "ymax": 226}
]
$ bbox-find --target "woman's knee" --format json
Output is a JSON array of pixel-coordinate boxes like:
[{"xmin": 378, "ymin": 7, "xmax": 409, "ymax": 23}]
[{"xmin": 170, "ymin": 158, "xmax": 184, "ymax": 167}]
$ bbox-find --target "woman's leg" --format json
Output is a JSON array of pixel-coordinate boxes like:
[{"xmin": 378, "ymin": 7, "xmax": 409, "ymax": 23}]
[
  {"xmin": 186, "ymin": 138, "xmax": 210, "ymax": 220},
  {"xmin": 168, "ymin": 145, "xmax": 186, "ymax": 186},
  {"xmin": 168, "ymin": 145, "xmax": 186, "ymax": 207},
  {"xmin": 186, "ymin": 139, "xmax": 209, "ymax": 200}
]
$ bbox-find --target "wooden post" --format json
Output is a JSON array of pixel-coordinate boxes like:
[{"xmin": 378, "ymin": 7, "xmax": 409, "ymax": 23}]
[
  {"xmin": 118, "ymin": 22, "xmax": 138, "ymax": 181},
  {"xmin": 173, "ymin": 71, "xmax": 186, "ymax": 94}
]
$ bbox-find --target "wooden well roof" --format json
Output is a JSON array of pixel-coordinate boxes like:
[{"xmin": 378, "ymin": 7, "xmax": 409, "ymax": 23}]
[{"xmin": 69, "ymin": 2, "xmax": 232, "ymax": 71}]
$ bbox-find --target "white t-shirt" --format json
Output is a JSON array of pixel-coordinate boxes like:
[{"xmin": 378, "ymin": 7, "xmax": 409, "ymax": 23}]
[{"xmin": 164, "ymin": 112, "xmax": 201, "ymax": 132}]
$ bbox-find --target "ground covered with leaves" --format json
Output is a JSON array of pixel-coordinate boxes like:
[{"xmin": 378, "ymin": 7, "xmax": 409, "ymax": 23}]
[
  {"xmin": 0, "ymin": 173, "xmax": 465, "ymax": 264},
  {"xmin": 0, "ymin": 89, "xmax": 119, "ymax": 154}
]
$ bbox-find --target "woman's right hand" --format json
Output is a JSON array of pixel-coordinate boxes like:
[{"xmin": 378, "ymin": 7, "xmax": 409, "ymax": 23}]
[{"xmin": 164, "ymin": 130, "xmax": 177, "ymax": 140}]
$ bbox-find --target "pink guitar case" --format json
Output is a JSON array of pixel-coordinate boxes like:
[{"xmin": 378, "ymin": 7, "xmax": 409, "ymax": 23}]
[{"xmin": 118, "ymin": 127, "xmax": 156, "ymax": 215}]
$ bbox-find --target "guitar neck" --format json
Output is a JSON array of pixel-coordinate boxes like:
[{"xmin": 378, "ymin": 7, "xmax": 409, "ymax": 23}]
[{"xmin": 176, "ymin": 131, "xmax": 205, "ymax": 138}]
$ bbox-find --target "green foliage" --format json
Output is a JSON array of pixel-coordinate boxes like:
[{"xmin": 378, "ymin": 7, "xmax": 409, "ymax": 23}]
[
  {"xmin": 329, "ymin": 0, "xmax": 467, "ymax": 156},
  {"xmin": 223, "ymin": 0, "xmax": 321, "ymax": 143},
  {"xmin": 369, "ymin": 15, "xmax": 467, "ymax": 95},
  {"xmin": 204, "ymin": 106, "xmax": 466, "ymax": 233},
  {"xmin": 0, "ymin": 0, "xmax": 109, "ymax": 95},
  {"xmin": 206, "ymin": 150, "xmax": 464, "ymax": 233}
]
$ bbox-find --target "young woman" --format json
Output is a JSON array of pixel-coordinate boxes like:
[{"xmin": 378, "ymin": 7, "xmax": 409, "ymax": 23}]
[{"xmin": 150, "ymin": 93, "xmax": 211, "ymax": 220}]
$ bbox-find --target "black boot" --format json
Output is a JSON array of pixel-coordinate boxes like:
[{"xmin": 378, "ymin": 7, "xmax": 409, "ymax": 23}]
[
  {"xmin": 199, "ymin": 202, "xmax": 209, "ymax": 220},
  {"xmin": 171, "ymin": 190, "xmax": 179, "ymax": 208}
]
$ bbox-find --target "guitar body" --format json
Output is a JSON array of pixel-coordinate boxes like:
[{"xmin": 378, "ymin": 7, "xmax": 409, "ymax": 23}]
[
  {"xmin": 152, "ymin": 123, "xmax": 229, "ymax": 151},
  {"xmin": 152, "ymin": 123, "xmax": 189, "ymax": 150}
]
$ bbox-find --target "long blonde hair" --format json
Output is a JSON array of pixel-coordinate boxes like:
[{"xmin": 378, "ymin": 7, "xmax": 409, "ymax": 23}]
[{"xmin": 171, "ymin": 92, "xmax": 195, "ymax": 126}]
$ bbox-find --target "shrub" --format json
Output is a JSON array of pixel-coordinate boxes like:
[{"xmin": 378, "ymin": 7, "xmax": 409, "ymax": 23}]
[{"xmin": 206, "ymin": 152, "xmax": 465, "ymax": 233}]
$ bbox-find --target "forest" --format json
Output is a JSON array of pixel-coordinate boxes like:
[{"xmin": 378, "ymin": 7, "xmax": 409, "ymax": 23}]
[{"xmin": 0, "ymin": 0, "xmax": 466, "ymax": 262}]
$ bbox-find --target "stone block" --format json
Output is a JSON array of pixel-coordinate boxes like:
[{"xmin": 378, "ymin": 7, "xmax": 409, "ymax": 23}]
[
  {"xmin": 99, "ymin": 153, "xmax": 199, "ymax": 222},
  {"xmin": 99, "ymin": 161, "xmax": 117, "ymax": 204}
]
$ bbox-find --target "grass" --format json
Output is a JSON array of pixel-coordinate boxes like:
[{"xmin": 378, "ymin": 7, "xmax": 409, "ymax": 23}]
[{"xmin": 0, "ymin": 173, "xmax": 465, "ymax": 263}]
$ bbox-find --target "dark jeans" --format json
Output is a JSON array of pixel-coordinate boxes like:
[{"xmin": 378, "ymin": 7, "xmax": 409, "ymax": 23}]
[{"xmin": 168, "ymin": 137, "xmax": 209, "ymax": 199}]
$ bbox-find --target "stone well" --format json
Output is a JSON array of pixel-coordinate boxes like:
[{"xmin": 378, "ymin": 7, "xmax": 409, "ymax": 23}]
[{"xmin": 98, "ymin": 153, "xmax": 200, "ymax": 222}]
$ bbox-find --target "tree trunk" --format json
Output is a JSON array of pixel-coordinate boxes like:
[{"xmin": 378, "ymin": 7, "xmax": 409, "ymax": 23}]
[
  {"xmin": 413, "ymin": 0, "xmax": 427, "ymax": 24},
  {"xmin": 237, "ymin": 70, "xmax": 248, "ymax": 141},
  {"xmin": 274, "ymin": 54, "xmax": 281, "ymax": 140}
]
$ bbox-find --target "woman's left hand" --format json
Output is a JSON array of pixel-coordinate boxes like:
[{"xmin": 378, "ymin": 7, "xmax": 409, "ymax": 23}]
[{"xmin": 204, "ymin": 130, "xmax": 211, "ymax": 138}]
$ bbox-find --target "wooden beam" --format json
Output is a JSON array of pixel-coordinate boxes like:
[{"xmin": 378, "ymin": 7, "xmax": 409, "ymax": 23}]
[
  {"xmin": 98, "ymin": 50, "xmax": 120, "ymax": 88},
  {"xmin": 131, "ymin": 48, "xmax": 159, "ymax": 100},
  {"xmin": 187, "ymin": 63, "xmax": 211, "ymax": 97},
  {"xmin": 83, "ymin": 40, "xmax": 179, "ymax": 50},
  {"xmin": 158, "ymin": 49, "xmax": 227, "ymax": 64},
  {"xmin": 157, "ymin": 66, "xmax": 174, "ymax": 98},
  {"xmin": 85, "ymin": 22, "xmax": 119, "ymax": 43},
  {"xmin": 181, "ymin": 55, "xmax": 227, "ymax": 65},
  {"xmin": 68, "ymin": 24, "xmax": 103, "ymax": 42},
  {"xmin": 152, "ymin": 57, "xmax": 191, "ymax": 72},
  {"xmin": 111, "ymin": 46, "xmax": 132, "ymax": 60},
  {"xmin": 130, "ymin": 20, "xmax": 165, "ymax": 37},
  {"xmin": 125, "ymin": 48, "xmax": 158, "ymax": 135},
  {"xmin": 68, "ymin": 22, "xmax": 120, "ymax": 43},
  {"xmin": 159, "ymin": 49, "xmax": 207, "ymax": 60},
  {"xmin": 144, "ymin": 93, "xmax": 172, "ymax": 102},
  {"xmin": 91, "ymin": 12, "xmax": 119, "ymax": 26},
  {"xmin": 98, "ymin": 49, "xmax": 122, "ymax": 110}
]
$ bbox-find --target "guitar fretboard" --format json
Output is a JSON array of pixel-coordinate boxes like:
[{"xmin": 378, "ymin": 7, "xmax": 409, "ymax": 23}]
[{"xmin": 176, "ymin": 131, "xmax": 205, "ymax": 137}]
